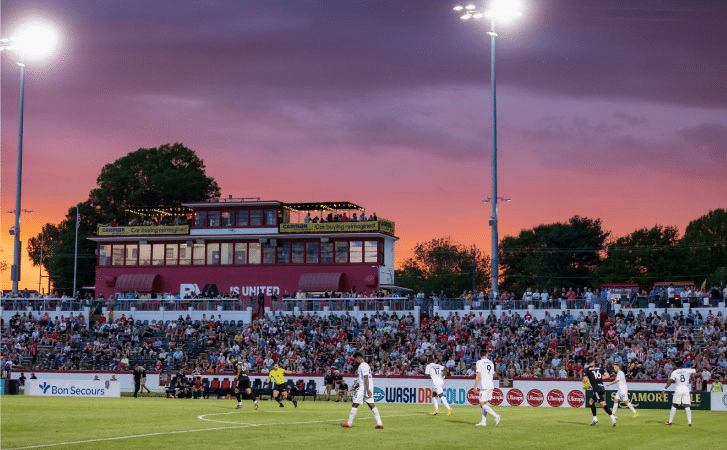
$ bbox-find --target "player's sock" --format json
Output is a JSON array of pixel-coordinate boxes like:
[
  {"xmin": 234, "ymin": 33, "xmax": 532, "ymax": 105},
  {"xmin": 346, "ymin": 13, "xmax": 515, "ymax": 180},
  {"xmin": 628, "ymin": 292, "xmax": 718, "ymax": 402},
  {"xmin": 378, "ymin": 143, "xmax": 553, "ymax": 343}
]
[
  {"xmin": 348, "ymin": 407, "xmax": 358, "ymax": 425},
  {"xmin": 249, "ymin": 393, "xmax": 257, "ymax": 402},
  {"xmin": 441, "ymin": 396, "xmax": 451, "ymax": 410},
  {"xmin": 371, "ymin": 406, "xmax": 383, "ymax": 426},
  {"xmin": 613, "ymin": 401, "xmax": 619, "ymax": 410},
  {"xmin": 685, "ymin": 407, "xmax": 691, "ymax": 425},
  {"xmin": 604, "ymin": 406, "xmax": 613, "ymax": 416},
  {"xmin": 483, "ymin": 405, "xmax": 497, "ymax": 417},
  {"xmin": 433, "ymin": 396, "xmax": 439, "ymax": 410},
  {"xmin": 627, "ymin": 403, "xmax": 636, "ymax": 414},
  {"xmin": 481, "ymin": 406, "xmax": 488, "ymax": 421},
  {"xmin": 669, "ymin": 406, "xmax": 676, "ymax": 423},
  {"xmin": 235, "ymin": 393, "xmax": 241, "ymax": 403},
  {"xmin": 591, "ymin": 404, "xmax": 597, "ymax": 417}
]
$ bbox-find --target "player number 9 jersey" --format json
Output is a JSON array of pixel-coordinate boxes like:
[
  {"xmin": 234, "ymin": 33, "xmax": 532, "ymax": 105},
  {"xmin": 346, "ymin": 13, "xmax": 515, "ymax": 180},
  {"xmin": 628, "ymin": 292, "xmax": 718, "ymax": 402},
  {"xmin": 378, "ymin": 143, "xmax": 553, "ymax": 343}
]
[{"xmin": 476, "ymin": 358, "xmax": 495, "ymax": 390}]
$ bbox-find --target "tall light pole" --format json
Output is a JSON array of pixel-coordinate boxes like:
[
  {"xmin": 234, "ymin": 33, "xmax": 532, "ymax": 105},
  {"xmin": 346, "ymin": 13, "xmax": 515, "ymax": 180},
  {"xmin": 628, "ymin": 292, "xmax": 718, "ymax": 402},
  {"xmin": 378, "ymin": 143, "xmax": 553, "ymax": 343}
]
[
  {"xmin": 454, "ymin": 1, "xmax": 522, "ymax": 301},
  {"xmin": 1, "ymin": 19, "xmax": 60, "ymax": 295}
]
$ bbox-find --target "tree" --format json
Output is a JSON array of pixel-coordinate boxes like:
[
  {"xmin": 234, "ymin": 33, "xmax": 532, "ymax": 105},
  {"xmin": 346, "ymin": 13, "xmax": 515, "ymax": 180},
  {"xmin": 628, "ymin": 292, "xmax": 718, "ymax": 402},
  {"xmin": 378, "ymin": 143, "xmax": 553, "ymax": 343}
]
[
  {"xmin": 595, "ymin": 225, "xmax": 685, "ymax": 286},
  {"xmin": 28, "ymin": 143, "xmax": 221, "ymax": 294},
  {"xmin": 499, "ymin": 216, "xmax": 609, "ymax": 294},
  {"xmin": 395, "ymin": 237, "xmax": 490, "ymax": 297},
  {"xmin": 681, "ymin": 209, "xmax": 727, "ymax": 286}
]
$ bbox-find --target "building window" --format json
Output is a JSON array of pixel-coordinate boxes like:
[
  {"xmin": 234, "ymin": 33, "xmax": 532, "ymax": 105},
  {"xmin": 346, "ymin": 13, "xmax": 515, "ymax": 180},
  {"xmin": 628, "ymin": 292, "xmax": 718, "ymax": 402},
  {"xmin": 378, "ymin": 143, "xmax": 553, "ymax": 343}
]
[
  {"xmin": 99, "ymin": 245, "xmax": 111, "ymax": 266},
  {"xmin": 248, "ymin": 242, "xmax": 261, "ymax": 264},
  {"xmin": 234, "ymin": 243, "xmax": 247, "ymax": 265},
  {"xmin": 207, "ymin": 242, "xmax": 220, "ymax": 265},
  {"xmin": 263, "ymin": 243, "xmax": 276, "ymax": 264},
  {"xmin": 292, "ymin": 242, "xmax": 305, "ymax": 264},
  {"xmin": 112, "ymin": 245, "xmax": 124, "ymax": 266},
  {"xmin": 152, "ymin": 244, "xmax": 165, "ymax": 265},
  {"xmin": 236, "ymin": 210, "xmax": 248, "ymax": 227},
  {"xmin": 126, "ymin": 244, "xmax": 138, "ymax": 266},
  {"xmin": 195, "ymin": 211, "xmax": 207, "ymax": 227},
  {"xmin": 250, "ymin": 210, "xmax": 262, "ymax": 226},
  {"xmin": 207, "ymin": 211, "xmax": 220, "ymax": 227},
  {"xmin": 139, "ymin": 243, "xmax": 152, "ymax": 265},
  {"xmin": 221, "ymin": 243, "xmax": 233, "ymax": 265},
  {"xmin": 264, "ymin": 209, "xmax": 276, "ymax": 225},
  {"xmin": 365, "ymin": 241, "xmax": 378, "ymax": 263},
  {"xmin": 179, "ymin": 243, "xmax": 192, "ymax": 265},
  {"xmin": 221, "ymin": 211, "xmax": 233, "ymax": 227},
  {"xmin": 306, "ymin": 241, "xmax": 319, "ymax": 264},
  {"xmin": 335, "ymin": 241, "xmax": 348, "ymax": 263},
  {"xmin": 321, "ymin": 242, "xmax": 333, "ymax": 263},
  {"xmin": 166, "ymin": 244, "xmax": 178, "ymax": 266},
  {"xmin": 193, "ymin": 243, "xmax": 205, "ymax": 265},
  {"xmin": 350, "ymin": 241, "xmax": 363, "ymax": 263},
  {"xmin": 277, "ymin": 242, "xmax": 290, "ymax": 264}
]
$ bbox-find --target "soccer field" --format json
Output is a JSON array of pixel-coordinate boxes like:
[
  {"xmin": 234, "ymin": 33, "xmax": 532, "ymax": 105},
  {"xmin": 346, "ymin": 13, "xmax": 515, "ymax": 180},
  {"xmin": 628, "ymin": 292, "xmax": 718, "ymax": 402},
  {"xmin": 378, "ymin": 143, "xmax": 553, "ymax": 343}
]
[{"xmin": 1, "ymin": 396, "xmax": 722, "ymax": 450}]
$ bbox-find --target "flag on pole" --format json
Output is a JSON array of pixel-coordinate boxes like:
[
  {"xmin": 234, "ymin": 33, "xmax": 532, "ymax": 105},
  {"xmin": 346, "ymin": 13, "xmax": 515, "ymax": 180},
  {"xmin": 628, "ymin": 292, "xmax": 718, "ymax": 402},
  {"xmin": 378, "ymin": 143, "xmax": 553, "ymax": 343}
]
[
  {"xmin": 76, "ymin": 207, "xmax": 81, "ymax": 230},
  {"xmin": 701, "ymin": 279, "xmax": 707, "ymax": 290}
]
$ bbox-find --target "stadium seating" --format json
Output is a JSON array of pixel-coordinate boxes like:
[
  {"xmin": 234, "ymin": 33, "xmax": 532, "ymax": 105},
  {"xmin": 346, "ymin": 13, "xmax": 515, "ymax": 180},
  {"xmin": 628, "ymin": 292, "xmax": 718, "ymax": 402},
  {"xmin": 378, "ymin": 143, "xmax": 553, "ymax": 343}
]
[
  {"xmin": 303, "ymin": 379, "xmax": 317, "ymax": 401},
  {"xmin": 218, "ymin": 378, "xmax": 231, "ymax": 398}
]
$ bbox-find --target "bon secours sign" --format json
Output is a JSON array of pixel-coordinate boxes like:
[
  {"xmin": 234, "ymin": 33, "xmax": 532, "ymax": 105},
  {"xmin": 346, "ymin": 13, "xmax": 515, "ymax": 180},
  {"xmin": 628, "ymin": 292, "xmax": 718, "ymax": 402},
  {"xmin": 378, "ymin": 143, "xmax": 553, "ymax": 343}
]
[{"xmin": 26, "ymin": 379, "xmax": 121, "ymax": 398}]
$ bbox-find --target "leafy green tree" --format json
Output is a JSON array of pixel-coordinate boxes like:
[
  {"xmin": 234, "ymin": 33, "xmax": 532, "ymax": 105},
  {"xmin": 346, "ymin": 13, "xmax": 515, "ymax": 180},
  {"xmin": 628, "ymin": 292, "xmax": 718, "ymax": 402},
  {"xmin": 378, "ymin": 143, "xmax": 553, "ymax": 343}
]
[
  {"xmin": 28, "ymin": 143, "xmax": 220, "ymax": 295},
  {"xmin": 681, "ymin": 209, "xmax": 727, "ymax": 286},
  {"xmin": 499, "ymin": 216, "xmax": 609, "ymax": 295},
  {"xmin": 595, "ymin": 225, "xmax": 685, "ymax": 286},
  {"xmin": 395, "ymin": 237, "xmax": 490, "ymax": 297}
]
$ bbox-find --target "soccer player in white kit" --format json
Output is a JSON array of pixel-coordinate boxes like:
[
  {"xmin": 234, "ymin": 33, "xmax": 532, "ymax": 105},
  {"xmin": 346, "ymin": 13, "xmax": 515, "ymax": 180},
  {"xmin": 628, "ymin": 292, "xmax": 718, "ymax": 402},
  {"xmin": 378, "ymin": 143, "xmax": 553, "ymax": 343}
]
[
  {"xmin": 474, "ymin": 350, "xmax": 500, "ymax": 427},
  {"xmin": 662, "ymin": 360, "xmax": 696, "ymax": 426},
  {"xmin": 425, "ymin": 357, "xmax": 452, "ymax": 416},
  {"xmin": 341, "ymin": 352, "xmax": 384, "ymax": 429},
  {"xmin": 607, "ymin": 363, "xmax": 638, "ymax": 417}
]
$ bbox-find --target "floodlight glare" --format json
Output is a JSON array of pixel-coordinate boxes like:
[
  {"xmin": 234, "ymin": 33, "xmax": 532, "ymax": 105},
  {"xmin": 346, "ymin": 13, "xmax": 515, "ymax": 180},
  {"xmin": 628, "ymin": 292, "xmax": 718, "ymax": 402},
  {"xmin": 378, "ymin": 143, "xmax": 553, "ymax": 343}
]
[
  {"xmin": 485, "ymin": 0, "xmax": 523, "ymax": 23},
  {"xmin": 11, "ymin": 19, "xmax": 60, "ymax": 62}
]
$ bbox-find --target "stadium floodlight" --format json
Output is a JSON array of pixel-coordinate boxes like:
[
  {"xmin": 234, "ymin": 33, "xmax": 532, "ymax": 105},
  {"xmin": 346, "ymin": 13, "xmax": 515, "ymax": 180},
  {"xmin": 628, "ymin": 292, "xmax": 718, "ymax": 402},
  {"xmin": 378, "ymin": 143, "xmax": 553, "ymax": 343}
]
[
  {"xmin": 5, "ymin": 19, "xmax": 60, "ymax": 62},
  {"xmin": 453, "ymin": 1, "xmax": 523, "ymax": 303}
]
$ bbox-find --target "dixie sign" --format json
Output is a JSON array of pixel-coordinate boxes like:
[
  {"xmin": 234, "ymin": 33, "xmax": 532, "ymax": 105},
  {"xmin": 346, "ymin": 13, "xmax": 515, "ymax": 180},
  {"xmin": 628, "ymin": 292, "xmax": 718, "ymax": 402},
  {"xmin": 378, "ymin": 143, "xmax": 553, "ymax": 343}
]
[{"xmin": 26, "ymin": 379, "xmax": 121, "ymax": 398}]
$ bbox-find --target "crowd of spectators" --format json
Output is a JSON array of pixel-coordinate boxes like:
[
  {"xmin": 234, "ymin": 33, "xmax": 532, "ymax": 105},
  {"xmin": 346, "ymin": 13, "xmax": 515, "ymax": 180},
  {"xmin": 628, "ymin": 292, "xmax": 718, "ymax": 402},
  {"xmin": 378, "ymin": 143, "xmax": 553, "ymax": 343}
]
[
  {"xmin": 3, "ymin": 305, "xmax": 727, "ymax": 392},
  {"xmin": 304, "ymin": 211, "xmax": 378, "ymax": 224}
]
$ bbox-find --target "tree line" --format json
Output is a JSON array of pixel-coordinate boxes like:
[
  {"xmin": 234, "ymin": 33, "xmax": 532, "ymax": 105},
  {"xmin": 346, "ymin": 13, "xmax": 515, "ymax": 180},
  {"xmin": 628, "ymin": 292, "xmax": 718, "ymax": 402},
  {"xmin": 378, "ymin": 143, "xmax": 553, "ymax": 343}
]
[{"xmin": 396, "ymin": 211, "xmax": 727, "ymax": 297}]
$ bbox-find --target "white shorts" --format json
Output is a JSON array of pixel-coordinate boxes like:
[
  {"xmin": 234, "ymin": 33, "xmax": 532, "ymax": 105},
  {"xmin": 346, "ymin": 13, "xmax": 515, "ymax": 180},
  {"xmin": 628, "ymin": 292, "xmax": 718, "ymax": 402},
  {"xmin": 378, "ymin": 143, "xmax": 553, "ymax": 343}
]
[
  {"xmin": 614, "ymin": 389, "xmax": 629, "ymax": 402},
  {"xmin": 353, "ymin": 386, "xmax": 375, "ymax": 404},
  {"xmin": 672, "ymin": 387, "xmax": 691, "ymax": 405},
  {"xmin": 433, "ymin": 383, "xmax": 444, "ymax": 395},
  {"xmin": 479, "ymin": 388, "xmax": 493, "ymax": 403}
]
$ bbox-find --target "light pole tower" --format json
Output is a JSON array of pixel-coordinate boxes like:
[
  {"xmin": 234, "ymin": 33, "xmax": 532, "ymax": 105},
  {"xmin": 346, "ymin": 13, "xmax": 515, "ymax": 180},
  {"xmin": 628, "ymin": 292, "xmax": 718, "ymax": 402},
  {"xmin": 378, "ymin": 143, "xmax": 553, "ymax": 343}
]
[{"xmin": 454, "ymin": 1, "xmax": 522, "ymax": 301}]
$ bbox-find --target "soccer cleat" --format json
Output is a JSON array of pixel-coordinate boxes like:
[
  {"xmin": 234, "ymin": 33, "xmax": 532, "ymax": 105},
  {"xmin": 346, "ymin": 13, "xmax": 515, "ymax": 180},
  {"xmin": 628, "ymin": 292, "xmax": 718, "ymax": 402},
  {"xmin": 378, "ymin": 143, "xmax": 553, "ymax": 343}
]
[
  {"xmin": 688, "ymin": 424, "xmax": 692, "ymax": 427},
  {"xmin": 254, "ymin": 401, "xmax": 259, "ymax": 410},
  {"xmin": 279, "ymin": 402, "xmax": 285, "ymax": 408},
  {"xmin": 235, "ymin": 405, "xmax": 242, "ymax": 409},
  {"xmin": 633, "ymin": 412, "xmax": 638, "ymax": 418},
  {"xmin": 612, "ymin": 416, "xmax": 617, "ymax": 428},
  {"xmin": 590, "ymin": 419, "xmax": 598, "ymax": 426},
  {"xmin": 475, "ymin": 421, "xmax": 487, "ymax": 427},
  {"xmin": 375, "ymin": 424, "xmax": 384, "ymax": 429},
  {"xmin": 447, "ymin": 408, "xmax": 452, "ymax": 417},
  {"xmin": 341, "ymin": 422, "xmax": 352, "ymax": 428},
  {"xmin": 664, "ymin": 422, "xmax": 672, "ymax": 426},
  {"xmin": 495, "ymin": 415, "xmax": 501, "ymax": 426},
  {"xmin": 293, "ymin": 400, "xmax": 298, "ymax": 408},
  {"xmin": 431, "ymin": 410, "xmax": 439, "ymax": 415}
]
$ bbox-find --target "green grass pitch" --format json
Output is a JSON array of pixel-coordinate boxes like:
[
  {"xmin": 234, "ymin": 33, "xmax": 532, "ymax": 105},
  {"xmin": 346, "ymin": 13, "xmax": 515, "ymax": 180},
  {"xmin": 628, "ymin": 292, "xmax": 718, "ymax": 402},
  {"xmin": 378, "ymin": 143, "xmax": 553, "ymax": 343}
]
[{"xmin": 1, "ymin": 396, "xmax": 723, "ymax": 450}]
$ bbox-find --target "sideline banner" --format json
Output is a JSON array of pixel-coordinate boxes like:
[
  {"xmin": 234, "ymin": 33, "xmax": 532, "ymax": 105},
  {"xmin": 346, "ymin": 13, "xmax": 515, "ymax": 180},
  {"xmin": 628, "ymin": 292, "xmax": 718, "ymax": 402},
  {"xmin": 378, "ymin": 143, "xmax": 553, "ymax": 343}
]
[
  {"xmin": 585, "ymin": 389, "xmax": 710, "ymax": 410},
  {"xmin": 26, "ymin": 379, "xmax": 121, "ymax": 397},
  {"xmin": 711, "ymin": 392, "xmax": 727, "ymax": 411},
  {"xmin": 97, "ymin": 225, "xmax": 188, "ymax": 236}
]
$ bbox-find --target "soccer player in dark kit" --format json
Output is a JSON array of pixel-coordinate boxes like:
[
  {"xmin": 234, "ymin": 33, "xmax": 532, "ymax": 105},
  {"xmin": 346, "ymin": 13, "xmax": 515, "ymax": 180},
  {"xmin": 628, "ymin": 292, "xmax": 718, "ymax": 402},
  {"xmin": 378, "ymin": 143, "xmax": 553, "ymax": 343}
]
[
  {"xmin": 583, "ymin": 357, "xmax": 617, "ymax": 427},
  {"xmin": 230, "ymin": 354, "xmax": 258, "ymax": 410}
]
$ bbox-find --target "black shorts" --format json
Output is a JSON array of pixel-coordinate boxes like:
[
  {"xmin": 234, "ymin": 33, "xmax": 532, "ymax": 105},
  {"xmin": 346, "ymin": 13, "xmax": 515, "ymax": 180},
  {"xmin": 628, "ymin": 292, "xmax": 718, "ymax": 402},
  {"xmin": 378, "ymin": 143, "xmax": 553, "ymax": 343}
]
[
  {"xmin": 274, "ymin": 383, "xmax": 286, "ymax": 392},
  {"xmin": 237, "ymin": 378, "xmax": 251, "ymax": 390},
  {"xmin": 590, "ymin": 389, "xmax": 606, "ymax": 403}
]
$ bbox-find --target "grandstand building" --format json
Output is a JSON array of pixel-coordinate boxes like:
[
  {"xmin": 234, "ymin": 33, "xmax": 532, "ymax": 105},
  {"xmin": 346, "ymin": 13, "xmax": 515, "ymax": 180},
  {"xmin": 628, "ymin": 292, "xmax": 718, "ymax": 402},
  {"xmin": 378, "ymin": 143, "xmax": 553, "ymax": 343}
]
[{"xmin": 89, "ymin": 197, "xmax": 398, "ymax": 304}]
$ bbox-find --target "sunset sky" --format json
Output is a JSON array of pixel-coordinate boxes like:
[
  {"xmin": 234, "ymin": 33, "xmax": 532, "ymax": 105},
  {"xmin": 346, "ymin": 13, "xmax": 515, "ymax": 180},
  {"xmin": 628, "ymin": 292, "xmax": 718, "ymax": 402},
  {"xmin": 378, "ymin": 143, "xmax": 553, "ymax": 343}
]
[{"xmin": 1, "ymin": 0, "xmax": 725, "ymax": 292}]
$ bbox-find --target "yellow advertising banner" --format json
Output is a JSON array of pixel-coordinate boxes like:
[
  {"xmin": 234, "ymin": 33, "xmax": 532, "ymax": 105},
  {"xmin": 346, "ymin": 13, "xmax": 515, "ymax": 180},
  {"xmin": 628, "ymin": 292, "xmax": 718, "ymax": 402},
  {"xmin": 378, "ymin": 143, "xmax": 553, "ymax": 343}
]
[
  {"xmin": 280, "ymin": 220, "xmax": 395, "ymax": 235},
  {"xmin": 96, "ymin": 225, "xmax": 189, "ymax": 236}
]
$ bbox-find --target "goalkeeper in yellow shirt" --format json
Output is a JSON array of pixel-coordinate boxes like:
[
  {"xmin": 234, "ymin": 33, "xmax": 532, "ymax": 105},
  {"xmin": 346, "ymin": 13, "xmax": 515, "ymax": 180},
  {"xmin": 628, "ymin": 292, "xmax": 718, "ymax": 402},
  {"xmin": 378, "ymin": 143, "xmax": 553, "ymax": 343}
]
[{"xmin": 267, "ymin": 363, "xmax": 297, "ymax": 408}]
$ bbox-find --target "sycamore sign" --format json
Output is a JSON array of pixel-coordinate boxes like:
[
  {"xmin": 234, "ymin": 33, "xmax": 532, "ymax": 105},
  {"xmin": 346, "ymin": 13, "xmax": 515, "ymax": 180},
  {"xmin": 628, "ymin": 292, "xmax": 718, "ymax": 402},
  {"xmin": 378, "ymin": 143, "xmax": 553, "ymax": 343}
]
[{"xmin": 586, "ymin": 389, "xmax": 711, "ymax": 410}]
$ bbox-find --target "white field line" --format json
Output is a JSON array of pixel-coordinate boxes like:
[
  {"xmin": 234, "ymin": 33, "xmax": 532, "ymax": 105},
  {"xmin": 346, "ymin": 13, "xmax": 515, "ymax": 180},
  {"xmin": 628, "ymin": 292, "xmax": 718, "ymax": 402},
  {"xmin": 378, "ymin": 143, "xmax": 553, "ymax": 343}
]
[{"xmin": 5, "ymin": 412, "xmax": 424, "ymax": 449}]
